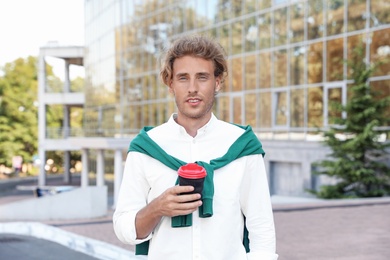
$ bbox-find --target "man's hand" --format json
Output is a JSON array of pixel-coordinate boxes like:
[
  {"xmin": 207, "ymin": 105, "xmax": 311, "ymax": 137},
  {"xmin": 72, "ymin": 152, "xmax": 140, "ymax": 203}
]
[
  {"xmin": 154, "ymin": 185, "xmax": 202, "ymax": 217},
  {"xmin": 135, "ymin": 185, "xmax": 202, "ymax": 239}
]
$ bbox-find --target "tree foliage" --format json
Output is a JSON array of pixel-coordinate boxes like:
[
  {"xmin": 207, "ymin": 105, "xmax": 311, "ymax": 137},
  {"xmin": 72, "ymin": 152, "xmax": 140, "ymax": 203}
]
[
  {"xmin": 0, "ymin": 57, "xmax": 39, "ymax": 166},
  {"xmin": 313, "ymin": 46, "xmax": 390, "ymax": 198},
  {"xmin": 0, "ymin": 56, "xmax": 80, "ymax": 172}
]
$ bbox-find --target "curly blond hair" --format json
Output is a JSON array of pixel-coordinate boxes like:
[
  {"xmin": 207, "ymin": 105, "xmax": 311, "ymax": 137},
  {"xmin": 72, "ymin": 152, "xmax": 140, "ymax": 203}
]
[{"xmin": 160, "ymin": 34, "xmax": 228, "ymax": 86}]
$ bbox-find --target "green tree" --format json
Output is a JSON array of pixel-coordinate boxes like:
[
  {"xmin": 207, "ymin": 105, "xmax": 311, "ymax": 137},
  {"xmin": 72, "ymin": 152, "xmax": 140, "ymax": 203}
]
[
  {"xmin": 312, "ymin": 46, "xmax": 390, "ymax": 198},
  {"xmin": 0, "ymin": 57, "xmax": 39, "ymax": 168},
  {"xmin": 0, "ymin": 56, "xmax": 76, "ymax": 173}
]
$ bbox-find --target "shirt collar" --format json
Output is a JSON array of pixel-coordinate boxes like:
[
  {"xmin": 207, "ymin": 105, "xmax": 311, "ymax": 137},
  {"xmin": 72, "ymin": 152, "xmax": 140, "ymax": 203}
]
[{"xmin": 168, "ymin": 113, "xmax": 216, "ymax": 138}]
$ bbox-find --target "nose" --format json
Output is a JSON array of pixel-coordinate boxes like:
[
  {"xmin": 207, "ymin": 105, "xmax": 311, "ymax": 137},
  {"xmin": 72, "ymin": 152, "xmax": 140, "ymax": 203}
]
[{"xmin": 188, "ymin": 79, "xmax": 198, "ymax": 93}]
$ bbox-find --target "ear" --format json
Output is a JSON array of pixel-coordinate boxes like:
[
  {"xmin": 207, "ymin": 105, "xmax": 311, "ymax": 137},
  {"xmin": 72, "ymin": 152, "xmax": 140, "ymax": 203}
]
[
  {"xmin": 168, "ymin": 80, "xmax": 174, "ymax": 94},
  {"xmin": 215, "ymin": 77, "xmax": 222, "ymax": 92}
]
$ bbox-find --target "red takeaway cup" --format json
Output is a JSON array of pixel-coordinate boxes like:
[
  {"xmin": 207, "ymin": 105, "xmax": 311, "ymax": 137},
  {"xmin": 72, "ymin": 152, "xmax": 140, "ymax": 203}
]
[{"xmin": 178, "ymin": 163, "xmax": 207, "ymax": 197}]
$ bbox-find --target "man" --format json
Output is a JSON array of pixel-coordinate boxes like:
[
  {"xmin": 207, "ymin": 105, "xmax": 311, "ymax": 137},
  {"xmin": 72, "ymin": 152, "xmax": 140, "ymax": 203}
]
[{"xmin": 113, "ymin": 35, "xmax": 278, "ymax": 260}]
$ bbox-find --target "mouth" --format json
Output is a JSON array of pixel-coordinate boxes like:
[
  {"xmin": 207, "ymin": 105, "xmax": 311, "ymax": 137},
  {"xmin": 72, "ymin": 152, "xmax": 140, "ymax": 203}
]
[{"xmin": 187, "ymin": 98, "xmax": 202, "ymax": 104}]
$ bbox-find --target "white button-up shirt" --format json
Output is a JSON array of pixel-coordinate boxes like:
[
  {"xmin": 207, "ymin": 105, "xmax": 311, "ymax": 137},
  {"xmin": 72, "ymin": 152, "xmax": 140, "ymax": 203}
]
[{"xmin": 113, "ymin": 114, "xmax": 278, "ymax": 260}]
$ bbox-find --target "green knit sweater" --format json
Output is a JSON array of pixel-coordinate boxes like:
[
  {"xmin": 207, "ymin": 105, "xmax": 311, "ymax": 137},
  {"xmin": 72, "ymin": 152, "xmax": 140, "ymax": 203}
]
[{"xmin": 128, "ymin": 124, "xmax": 265, "ymax": 255}]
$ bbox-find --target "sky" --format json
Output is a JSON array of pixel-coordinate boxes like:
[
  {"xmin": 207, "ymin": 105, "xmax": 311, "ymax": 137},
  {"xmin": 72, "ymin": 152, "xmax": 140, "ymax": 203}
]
[{"xmin": 0, "ymin": 0, "xmax": 84, "ymax": 77}]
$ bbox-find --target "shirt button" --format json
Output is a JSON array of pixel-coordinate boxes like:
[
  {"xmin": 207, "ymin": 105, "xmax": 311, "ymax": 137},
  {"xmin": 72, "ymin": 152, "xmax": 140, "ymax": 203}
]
[{"xmin": 192, "ymin": 139, "xmax": 196, "ymax": 144}]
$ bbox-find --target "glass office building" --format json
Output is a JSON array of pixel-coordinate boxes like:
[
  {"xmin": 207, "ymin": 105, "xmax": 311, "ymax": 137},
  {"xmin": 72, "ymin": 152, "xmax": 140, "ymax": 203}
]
[{"xmin": 83, "ymin": 0, "xmax": 390, "ymax": 196}]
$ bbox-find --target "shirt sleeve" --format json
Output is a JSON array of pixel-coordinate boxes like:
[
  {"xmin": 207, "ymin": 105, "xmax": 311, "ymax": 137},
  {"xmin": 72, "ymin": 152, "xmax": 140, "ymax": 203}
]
[
  {"xmin": 240, "ymin": 154, "xmax": 279, "ymax": 260},
  {"xmin": 113, "ymin": 152, "xmax": 152, "ymax": 245}
]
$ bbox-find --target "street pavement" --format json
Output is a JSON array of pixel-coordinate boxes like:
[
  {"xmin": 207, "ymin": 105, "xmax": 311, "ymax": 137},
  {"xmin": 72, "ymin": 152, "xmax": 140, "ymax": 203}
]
[
  {"xmin": 0, "ymin": 233, "xmax": 98, "ymax": 260},
  {"xmin": 1, "ymin": 175, "xmax": 390, "ymax": 260}
]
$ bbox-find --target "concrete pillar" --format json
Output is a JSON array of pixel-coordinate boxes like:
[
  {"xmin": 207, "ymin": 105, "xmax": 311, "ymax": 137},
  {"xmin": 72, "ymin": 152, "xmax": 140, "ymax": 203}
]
[
  {"xmin": 96, "ymin": 149, "xmax": 105, "ymax": 187},
  {"xmin": 38, "ymin": 54, "xmax": 46, "ymax": 187},
  {"xmin": 64, "ymin": 151, "xmax": 71, "ymax": 183},
  {"xmin": 63, "ymin": 106, "xmax": 70, "ymax": 138},
  {"xmin": 81, "ymin": 149, "xmax": 89, "ymax": 187},
  {"xmin": 38, "ymin": 149, "xmax": 46, "ymax": 187},
  {"xmin": 64, "ymin": 60, "xmax": 70, "ymax": 92},
  {"xmin": 113, "ymin": 149, "xmax": 124, "ymax": 208}
]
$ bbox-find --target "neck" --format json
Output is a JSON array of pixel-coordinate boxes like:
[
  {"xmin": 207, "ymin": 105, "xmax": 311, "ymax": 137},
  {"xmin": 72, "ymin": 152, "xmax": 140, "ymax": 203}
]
[{"xmin": 174, "ymin": 113, "xmax": 212, "ymax": 137}]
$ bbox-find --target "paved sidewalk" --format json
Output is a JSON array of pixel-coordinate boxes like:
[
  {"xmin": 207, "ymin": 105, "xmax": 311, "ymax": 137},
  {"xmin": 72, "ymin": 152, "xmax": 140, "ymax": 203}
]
[
  {"xmin": 0, "ymin": 233, "xmax": 98, "ymax": 260},
  {"xmin": 1, "ymin": 176, "xmax": 390, "ymax": 259},
  {"xmin": 272, "ymin": 197, "xmax": 390, "ymax": 260}
]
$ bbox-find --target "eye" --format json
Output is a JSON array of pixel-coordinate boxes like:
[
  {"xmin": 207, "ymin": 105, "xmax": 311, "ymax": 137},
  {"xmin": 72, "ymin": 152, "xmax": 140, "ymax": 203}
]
[
  {"xmin": 177, "ymin": 75, "xmax": 188, "ymax": 81},
  {"xmin": 198, "ymin": 75, "xmax": 208, "ymax": 81}
]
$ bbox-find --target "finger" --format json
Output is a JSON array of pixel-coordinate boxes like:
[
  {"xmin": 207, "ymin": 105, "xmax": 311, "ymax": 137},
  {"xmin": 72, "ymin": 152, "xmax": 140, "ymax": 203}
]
[
  {"xmin": 177, "ymin": 193, "xmax": 202, "ymax": 203},
  {"xmin": 172, "ymin": 185, "xmax": 195, "ymax": 194},
  {"xmin": 175, "ymin": 199, "xmax": 202, "ymax": 212}
]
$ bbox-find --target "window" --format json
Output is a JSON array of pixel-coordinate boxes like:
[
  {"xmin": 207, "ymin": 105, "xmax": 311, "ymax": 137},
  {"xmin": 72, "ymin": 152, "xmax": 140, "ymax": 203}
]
[
  {"xmin": 324, "ymin": 83, "xmax": 346, "ymax": 126},
  {"xmin": 307, "ymin": 42, "xmax": 323, "ymax": 83},
  {"xmin": 326, "ymin": 0, "xmax": 345, "ymax": 36},
  {"xmin": 307, "ymin": 0, "xmax": 324, "ymax": 40},
  {"xmin": 326, "ymin": 38, "xmax": 344, "ymax": 81},
  {"xmin": 273, "ymin": 91, "xmax": 288, "ymax": 127},
  {"xmin": 232, "ymin": 94, "xmax": 243, "ymax": 125},
  {"xmin": 307, "ymin": 86, "xmax": 323, "ymax": 128},
  {"xmin": 260, "ymin": 92, "xmax": 272, "ymax": 127},
  {"xmin": 290, "ymin": 88, "xmax": 305, "ymax": 127}
]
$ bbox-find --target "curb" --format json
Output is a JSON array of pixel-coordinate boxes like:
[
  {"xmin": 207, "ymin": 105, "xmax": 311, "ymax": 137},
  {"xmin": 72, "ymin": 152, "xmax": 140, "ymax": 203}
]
[
  {"xmin": 272, "ymin": 196, "xmax": 390, "ymax": 212},
  {"xmin": 0, "ymin": 222, "xmax": 145, "ymax": 260}
]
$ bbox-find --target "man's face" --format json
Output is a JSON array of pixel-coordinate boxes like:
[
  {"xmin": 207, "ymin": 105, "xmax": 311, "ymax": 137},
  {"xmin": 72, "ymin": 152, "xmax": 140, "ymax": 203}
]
[{"xmin": 169, "ymin": 55, "xmax": 221, "ymax": 124}]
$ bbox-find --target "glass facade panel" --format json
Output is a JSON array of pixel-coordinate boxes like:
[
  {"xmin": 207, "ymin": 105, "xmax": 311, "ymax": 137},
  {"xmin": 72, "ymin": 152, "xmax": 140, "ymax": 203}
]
[
  {"xmin": 326, "ymin": 0, "xmax": 345, "ymax": 36},
  {"xmin": 307, "ymin": 42, "xmax": 323, "ymax": 83},
  {"xmin": 307, "ymin": 0, "xmax": 324, "ymax": 40},
  {"xmin": 185, "ymin": 1, "xmax": 196, "ymax": 31},
  {"xmin": 217, "ymin": 95, "xmax": 230, "ymax": 123},
  {"xmin": 218, "ymin": 0, "xmax": 231, "ymax": 22},
  {"xmin": 83, "ymin": 0, "xmax": 390, "ymax": 140},
  {"xmin": 327, "ymin": 87, "xmax": 342, "ymax": 125},
  {"xmin": 142, "ymin": 103, "xmax": 149, "ymax": 127},
  {"xmin": 231, "ymin": 57, "xmax": 243, "ymax": 91},
  {"xmin": 290, "ymin": 88, "xmax": 305, "ymax": 127},
  {"xmin": 347, "ymin": 0, "xmax": 366, "ymax": 32},
  {"xmin": 231, "ymin": 0, "xmax": 243, "ymax": 17},
  {"xmin": 260, "ymin": 92, "xmax": 272, "ymax": 127},
  {"xmin": 326, "ymin": 38, "xmax": 344, "ymax": 81},
  {"xmin": 274, "ymin": 7, "xmax": 288, "ymax": 46},
  {"xmin": 290, "ymin": 46, "xmax": 305, "ymax": 86},
  {"xmin": 346, "ymin": 34, "xmax": 365, "ymax": 79},
  {"xmin": 219, "ymin": 24, "xmax": 231, "ymax": 55},
  {"xmin": 244, "ymin": 0, "xmax": 257, "ymax": 14},
  {"xmin": 245, "ymin": 17, "xmax": 257, "ymax": 52},
  {"xmin": 206, "ymin": 0, "xmax": 219, "ymax": 24},
  {"xmin": 307, "ymin": 86, "xmax": 323, "ymax": 127},
  {"xmin": 245, "ymin": 55, "xmax": 257, "ymax": 90},
  {"xmin": 371, "ymin": 0, "xmax": 390, "ymax": 26},
  {"xmin": 289, "ymin": 2, "xmax": 305, "ymax": 43},
  {"xmin": 232, "ymin": 20, "xmax": 243, "ymax": 55},
  {"xmin": 172, "ymin": 6, "xmax": 185, "ymax": 34},
  {"xmin": 232, "ymin": 96, "xmax": 242, "ymax": 125},
  {"xmin": 259, "ymin": 52, "xmax": 272, "ymax": 88},
  {"xmin": 371, "ymin": 28, "xmax": 390, "ymax": 77},
  {"xmin": 245, "ymin": 93, "xmax": 257, "ymax": 127},
  {"xmin": 258, "ymin": 13, "xmax": 271, "ymax": 49},
  {"xmin": 274, "ymin": 91, "xmax": 288, "ymax": 126},
  {"xmin": 259, "ymin": 0, "xmax": 271, "ymax": 10},
  {"xmin": 274, "ymin": 49, "xmax": 288, "ymax": 87},
  {"xmin": 195, "ymin": 0, "xmax": 209, "ymax": 28},
  {"xmin": 167, "ymin": 99, "xmax": 176, "ymax": 117}
]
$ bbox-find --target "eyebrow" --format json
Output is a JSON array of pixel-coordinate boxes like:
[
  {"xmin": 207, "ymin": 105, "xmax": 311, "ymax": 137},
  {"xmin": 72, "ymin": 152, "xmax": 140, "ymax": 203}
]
[
  {"xmin": 175, "ymin": 72, "xmax": 188, "ymax": 78},
  {"xmin": 197, "ymin": 72, "xmax": 210, "ymax": 77},
  {"xmin": 174, "ymin": 72, "xmax": 211, "ymax": 78}
]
